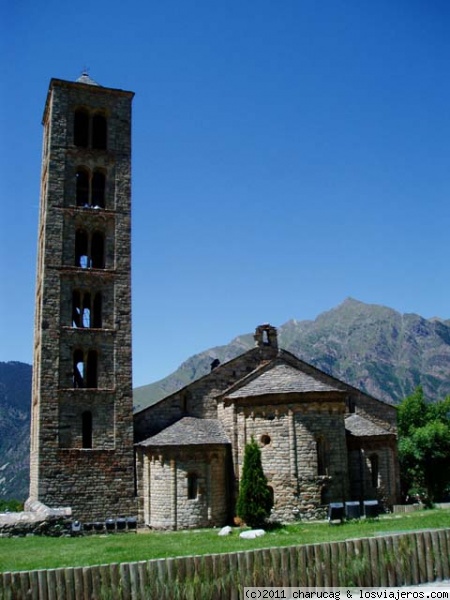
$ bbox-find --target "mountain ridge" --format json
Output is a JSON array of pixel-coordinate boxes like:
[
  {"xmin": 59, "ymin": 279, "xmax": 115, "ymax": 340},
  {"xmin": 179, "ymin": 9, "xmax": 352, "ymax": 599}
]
[{"xmin": 134, "ymin": 298, "xmax": 450, "ymax": 410}]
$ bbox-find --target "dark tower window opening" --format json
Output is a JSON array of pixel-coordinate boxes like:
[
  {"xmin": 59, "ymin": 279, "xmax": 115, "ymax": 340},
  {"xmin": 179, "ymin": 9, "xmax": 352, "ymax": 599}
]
[
  {"xmin": 75, "ymin": 230, "xmax": 105, "ymax": 269},
  {"xmin": 86, "ymin": 350, "xmax": 98, "ymax": 388},
  {"xmin": 72, "ymin": 291, "xmax": 82, "ymax": 327},
  {"xmin": 82, "ymin": 411, "xmax": 93, "ymax": 449},
  {"xmin": 73, "ymin": 349, "xmax": 98, "ymax": 388},
  {"xmin": 93, "ymin": 292, "xmax": 102, "ymax": 328},
  {"xmin": 74, "ymin": 109, "xmax": 89, "ymax": 147},
  {"xmin": 75, "ymin": 168, "xmax": 106, "ymax": 208},
  {"xmin": 72, "ymin": 291, "xmax": 102, "ymax": 329},
  {"xmin": 91, "ymin": 231, "xmax": 105, "ymax": 268},
  {"xmin": 75, "ymin": 230, "xmax": 90, "ymax": 268},
  {"xmin": 73, "ymin": 349, "xmax": 85, "ymax": 387},
  {"xmin": 74, "ymin": 109, "xmax": 107, "ymax": 150},
  {"xmin": 92, "ymin": 170, "xmax": 106, "ymax": 207},
  {"xmin": 92, "ymin": 114, "xmax": 107, "ymax": 149},
  {"xmin": 82, "ymin": 293, "xmax": 91, "ymax": 327},
  {"xmin": 262, "ymin": 330, "xmax": 269, "ymax": 345},
  {"xmin": 76, "ymin": 168, "xmax": 89, "ymax": 206},
  {"xmin": 187, "ymin": 473, "xmax": 198, "ymax": 500}
]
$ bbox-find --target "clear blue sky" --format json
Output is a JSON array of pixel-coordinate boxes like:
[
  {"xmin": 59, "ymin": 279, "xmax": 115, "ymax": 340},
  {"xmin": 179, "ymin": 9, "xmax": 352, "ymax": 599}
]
[{"xmin": 1, "ymin": 1, "xmax": 449, "ymax": 387}]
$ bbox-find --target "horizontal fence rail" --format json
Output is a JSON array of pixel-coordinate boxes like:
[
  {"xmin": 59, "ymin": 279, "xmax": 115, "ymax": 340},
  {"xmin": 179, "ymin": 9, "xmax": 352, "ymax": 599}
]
[{"xmin": 1, "ymin": 528, "xmax": 449, "ymax": 599}]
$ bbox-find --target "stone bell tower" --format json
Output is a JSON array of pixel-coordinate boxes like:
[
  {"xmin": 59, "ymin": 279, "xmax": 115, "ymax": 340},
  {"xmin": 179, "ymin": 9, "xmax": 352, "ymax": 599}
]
[{"xmin": 28, "ymin": 74, "xmax": 136, "ymax": 520}]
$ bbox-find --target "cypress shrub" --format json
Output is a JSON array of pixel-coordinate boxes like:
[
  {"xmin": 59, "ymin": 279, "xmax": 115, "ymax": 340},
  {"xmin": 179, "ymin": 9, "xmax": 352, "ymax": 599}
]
[{"xmin": 236, "ymin": 436, "xmax": 273, "ymax": 528}]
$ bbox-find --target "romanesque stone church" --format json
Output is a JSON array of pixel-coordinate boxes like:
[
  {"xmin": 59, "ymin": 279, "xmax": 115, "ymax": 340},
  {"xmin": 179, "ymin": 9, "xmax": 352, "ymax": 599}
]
[
  {"xmin": 134, "ymin": 323, "xmax": 400, "ymax": 529},
  {"xmin": 28, "ymin": 74, "xmax": 400, "ymax": 529}
]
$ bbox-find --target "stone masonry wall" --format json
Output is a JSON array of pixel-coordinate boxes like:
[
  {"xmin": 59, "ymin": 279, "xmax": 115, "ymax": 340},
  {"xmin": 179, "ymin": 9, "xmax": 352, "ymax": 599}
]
[
  {"xmin": 347, "ymin": 438, "xmax": 399, "ymax": 508},
  {"xmin": 29, "ymin": 78, "xmax": 136, "ymax": 522},
  {"xmin": 139, "ymin": 446, "xmax": 229, "ymax": 530},
  {"xmin": 134, "ymin": 345, "xmax": 278, "ymax": 442},
  {"xmin": 230, "ymin": 394, "xmax": 349, "ymax": 522}
]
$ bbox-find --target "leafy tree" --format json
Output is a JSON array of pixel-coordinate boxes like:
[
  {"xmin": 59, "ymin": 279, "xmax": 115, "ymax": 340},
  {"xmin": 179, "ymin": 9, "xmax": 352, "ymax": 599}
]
[
  {"xmin": 236, "ymin": 437, "xmax": 274, "ymax": 528},
  {"xmin": 398, "ymin": 387, "xmax": 450, "ymax": 503}
]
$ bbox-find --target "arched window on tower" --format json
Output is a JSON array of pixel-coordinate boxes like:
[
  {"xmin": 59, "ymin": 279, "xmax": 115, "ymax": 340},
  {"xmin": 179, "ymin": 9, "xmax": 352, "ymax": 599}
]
[
  {"xmin": 72, "ymin": 349, "xmax": 98, "ymax": 388},
  {"xmin": 76, "ymin": 168, "xmax": 89, "ymax": 206},
  {"xmin": 72, "ymin": 291, "xmax": 102, "ymax": 329},
  {"xmin": 82, "ymin": 411, "xmax": 93, "ymax": 449},
  {"xmin": 91, "ymin": 171, "xmax": 106, "ymax": 208},
  {"xmin": 82, "ymin": 293, "xmax": 91, "ymax": 327},
  {"xmin": 86, "ymin": 350, "xmax": 98, "ymax": 388},
  {"xmin": 74, "ymin": 230, "xmax": 105, "ymax": 269},
  {"xmin": 73, "ymin": 349, "xmax": 85, "ymax": 388},
  {"xmin": 72, "ymin": 291, "xmax": 82, "ymax": 327},
  {"xmin": 92, "ymin": 114, "xmax": 107, "ymax": 149},
  {"xmin": 91, "ymin": 231, "xmax": 105, "ymax": 268},
  {"xmin": 74, "ymin": 109, "xmax": 89, "ymax": 147},
  {"xmin": 74, "ymin": 109, "xmax": 107, "ymax": 150},
  {"xmin": 93, "ymin": 293, "xmax": 102, "ymax": 328},
  {"xmin": 75, "ymin": 230, "xmax": 90, "ymax": 268}
]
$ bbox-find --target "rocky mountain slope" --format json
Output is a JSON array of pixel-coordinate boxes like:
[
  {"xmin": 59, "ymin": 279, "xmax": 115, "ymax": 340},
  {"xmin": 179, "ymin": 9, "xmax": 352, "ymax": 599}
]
[
  {"xmin": 0, "ymin": 362, "xmax": 32, "ymax": 500},
  {"xmin": 134, "ymin": 299, "xmax": 450, "ymax": 411},
  {"xmin": 3, "ymin": 298, "xmax": 450, "ymax": 499}
]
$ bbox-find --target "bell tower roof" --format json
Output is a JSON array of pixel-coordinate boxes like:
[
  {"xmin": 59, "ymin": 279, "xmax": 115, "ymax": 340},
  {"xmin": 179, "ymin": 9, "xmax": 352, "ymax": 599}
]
[{"xmin": 76, "ymin": 71, "xmax": 100, "ymax": 86}]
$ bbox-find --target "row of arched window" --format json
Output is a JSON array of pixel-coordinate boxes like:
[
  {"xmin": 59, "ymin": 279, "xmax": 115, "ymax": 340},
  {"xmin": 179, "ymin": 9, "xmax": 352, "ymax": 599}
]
[
  {"xmin": 70, "ymin": 106, "xmax": 108, "ymax": 444},
  {"xmin": 74, "ymin": 109, "xmax": 107, "ymax": 150}
]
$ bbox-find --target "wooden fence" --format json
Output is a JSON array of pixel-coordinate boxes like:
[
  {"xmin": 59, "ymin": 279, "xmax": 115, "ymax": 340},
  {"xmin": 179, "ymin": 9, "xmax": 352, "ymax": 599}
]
[{"xmin": 1, "ymin": 528, "xmax": 449, "ymax": 599}]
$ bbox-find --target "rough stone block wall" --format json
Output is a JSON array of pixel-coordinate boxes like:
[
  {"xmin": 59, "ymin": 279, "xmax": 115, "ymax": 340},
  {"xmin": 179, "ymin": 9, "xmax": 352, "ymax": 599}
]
[
  {"xmin": 142, "ymin": 446, "xmax": 228, "ymax": 530},
  {"xmin": 58, "ymin": 391, "xmax": 115, "ymax": 449}
]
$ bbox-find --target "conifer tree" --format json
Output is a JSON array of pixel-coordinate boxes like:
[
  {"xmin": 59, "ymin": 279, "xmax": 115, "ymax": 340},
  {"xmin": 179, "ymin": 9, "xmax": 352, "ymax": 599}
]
[{"xmin": 236, "ymin": 437, "xmax": 273, "ymax": 528}]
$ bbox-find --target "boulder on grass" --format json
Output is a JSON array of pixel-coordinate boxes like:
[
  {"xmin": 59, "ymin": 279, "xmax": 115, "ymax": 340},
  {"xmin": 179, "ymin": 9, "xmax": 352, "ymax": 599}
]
[
  {"xmin": 218, "ymin": 525, "xmax": 233, "ymax": 536},
  {"xmin": 239, "ymin": 529, "xmax": 266, "ymax": 539}
]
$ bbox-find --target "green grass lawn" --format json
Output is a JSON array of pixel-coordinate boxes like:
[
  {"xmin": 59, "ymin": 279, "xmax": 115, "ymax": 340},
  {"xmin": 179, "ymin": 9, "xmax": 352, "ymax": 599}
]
[{"xmin": 1, "ymin": 508, "xmax": 449, "ymax": 573}]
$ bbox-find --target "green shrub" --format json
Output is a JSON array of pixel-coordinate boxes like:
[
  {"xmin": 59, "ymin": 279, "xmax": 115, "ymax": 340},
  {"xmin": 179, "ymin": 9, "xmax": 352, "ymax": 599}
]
[{"xmin": 236, "ymin": 436, "xmax": 273, "ymax": 528}]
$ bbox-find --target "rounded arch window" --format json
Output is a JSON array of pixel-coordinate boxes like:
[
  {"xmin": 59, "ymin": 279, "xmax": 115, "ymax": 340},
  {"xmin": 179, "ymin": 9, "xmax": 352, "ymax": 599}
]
[
  {"xmin": 92, "ymin": 113, "xmax": 107, "ymax": 149},
  {"xmin": 74, "ymin": 109, "xmax": 89, "ymax": 147},
  {"xmin": 76, "ymin": 168, "xmax": 89, "ymax": 206},
  {"xmin": 187, "ymin": 473, "xmax": 198, "ymax": 500},
  {"xmin": 91, "ymin": 170, "xmax": 106, "ymax": 208},
  {"xmin": 91, "ymin": 231, "xmax": 105, "ymax": 269},
  {"xmin": 260, "ymin": 434, "xmax": 271, "ymax": 446}
]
